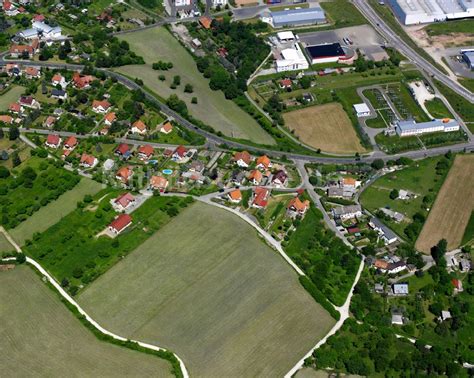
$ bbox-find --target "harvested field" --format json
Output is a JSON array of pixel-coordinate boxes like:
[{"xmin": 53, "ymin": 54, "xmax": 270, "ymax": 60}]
[
  {"xmin": 79, "ymin": 202, "xmax": 334, "ymax": 377},
  {"xmin": 283, "ymin": 103, "xmax": 366, "ymax": 154},
  {"xmin": 0, "ymin": 266, "xmax": 174, "ymax": 377},
  {"xmin": 416, "ymin": 155, "xmax": 474, "ymax": 253}
]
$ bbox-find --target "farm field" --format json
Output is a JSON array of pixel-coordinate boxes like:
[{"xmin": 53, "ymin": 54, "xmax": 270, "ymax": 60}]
[
  {"xmin": 116, "ymin": 27, "xmax": 275, "ymax": 145},
  {"xmin": 0, "ymin": 85, "xmax": 24, "ymax": 111},
  {"xmin": 0, "ymin": 233, "xmax": 13, "ymax": 253},
  {"xmin": 416, "ymin": 155, "xmax": 474, "ymax": 253},
  {"xmin": 9, "ymin": 178, "xmax": 103, "ymax": 246},
  {"xmin": 79, "ymin": 202, "xmax": 334, "ymax": 377},
  {"xmin": 424, "ymin": 19, "xmax": 474, "ymax": 36},
  {"xmin": 283, "ymin": 103, "xmax": 366, "ymax": 154},
  {"xmin": 0, "ymin": 266, "xmax": 174, "ymax": 377}
]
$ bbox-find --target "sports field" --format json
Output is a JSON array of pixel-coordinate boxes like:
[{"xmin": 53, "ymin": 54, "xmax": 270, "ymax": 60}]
[
  {"xmin": 0, "ymin": 266, "xmax": 174, "ymax": 377},
  {"xmin": 116, "ymin": 27, "xmax": 275, "ymax": 145},
  {"xmin": 9, "ymin": 178, "xmax": 103, "ymax": 246},
  {"xmin": 0, "ymin": 85, "xmax": 24, "ymax": 111},
  {"xmin": 283, "ymin": 103, "xmax": 366, "ymax": 154},
  {"xmin": 416, "ymin": 155, "xmax": 474, "ymax": 254},
  {"xmin": 79, "ymin": 202, "xmax": 334, "ymax": 377}
]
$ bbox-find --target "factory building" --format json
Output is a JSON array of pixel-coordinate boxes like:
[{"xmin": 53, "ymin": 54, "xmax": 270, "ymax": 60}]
[
  {"xmin": 388, "ymin": 0, "xmax": 474, "ymax": 25},
  {"xmin": 395, "ymin": 119, "xmax": 460, "ymax": 137},
  {"xmin": 461, "ymin": 49, "xmax": 474, "ymax": 70},
  {"xmin": 276, "ymin": 43, "xmax": 309, "ymax": 72},
  {"xmin": 305, "ymin": 42, "xmax": 354, "ymax": 65},
  {"xmin": 261, "ymin": 7, "xmax": 326, "ymax": 28}
]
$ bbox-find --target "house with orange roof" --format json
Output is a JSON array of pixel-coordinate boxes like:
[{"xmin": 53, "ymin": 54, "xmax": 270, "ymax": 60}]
[
  {"xmin": 61, "ymin": 148, "xmax": 73, "ymax": 160},
  {"xmin": 80, "ymin": 153, "xmax": 98, "ymax": 168},
  {"xmin": 9, "ymin": 42, "xmax": 38, "ymax": 59},
  {"xmin": 45, "ymin": 134, "xmax": 61, "ymax": 149},
  {"xmin": 248, "ymin": 169, "xmax": 263, "ymax": 185},
  {"xmin": 108, "ymin": 214, "xmax": 132, "ymax": 235},
  {"xmin": 287, "ymin": 197, "xmax": 310, "ymax": 217},
  {"xmin": 131, "ymin": 120, "xmax": 147, "ymax": 134},
  {"xmin": 104, "ymin": 112, "xmax": 116, "ymax": 126},
  {"xmin": 150, "ymin": 175, "xmax": 169, "ymax": 192},
  {"xmin": 342, "ymin": 177, "xmax": 361, "ymax": 189},
  {"xmin": 227, "ymin": 189, "xmax": 242, "ymax": 204},
  {"xmin": 233, "ymin": 151, "xmax": 252, "ymax": 168},
  {"xmin": 72, "ymin": 72, "xmax": 95, "ymax": 89},
  {"xmin": 251, "ymin": 187, "xmax": 270, "ymax": 209},
  {"xmin": 9, "ymin": 103, "xmax": 22, "ymax": 114},
  {"xmin": 0, "ymin": 115, "xmax": 13, "ymax": 124},
  {"xmin": 256, "ymin": 155, "xmax": 271, "ymax": 170},
  {"xmin": 51, "ymin": 73, "xmax": 67, "ymax": 88},
  {"xmin": 137, "ymin": 144, "xmax": 154, "ymax": 160},
  {"xmin": 24, "ymin": 66, "xmax": 40, "ymax": 79},
  {"xmin": 199, "ymin": 16, "xmax": 212, "ymax": 29},
  {"xmin": 92, "ymin": 99, "xmax": 111, "ymax": 114},
  {"xmin": 115, "ymin": 166, "xmax": 133, "ymax": 184},
  {"xmin": 64, "ymin": 136, "xmax": 78, "ymax": 150},
  {"xmin": 159, "ymin": 121, "xmax": 173, "ymax": 134}
]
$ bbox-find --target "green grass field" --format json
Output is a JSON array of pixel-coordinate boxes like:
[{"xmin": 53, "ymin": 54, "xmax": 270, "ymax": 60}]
[
  {"xmin": 0, "ymin": 233, "xmax": 14, "ymax": 253},
  {"xmin": 424, "ymin": 98, "xmax": 453, "ymax": 119},
  {"xmin": 79, "ymin": 202, "xmax": 334, "ymax": 377},
  {"xmin": 0, "ymin": 266, "xmax": 174, "ymax": 376},
  {"xmin": 320, "ymin": 0, "xmax": 367, "ymax": 28},
  {"xmin": 462, "ymin": 212, "xmax": 474, "ymax": 246},
  {"xmin": 9, "ymin": 178, "xmax": 103, "ymax": 246},
  {"xmin": 435, "ymin": 80, "xmax": 474, "ymax": 125},
  {"xmin": 0, "ymin": 85, "xmax": 25, "ymax": 111},
  {"xmin": 424, "ymin": 19, "xmax": 474, "ymax": 36},
  {"xmin": 116, "ymin": 27, "xmax": 275, "ymax": 145}
]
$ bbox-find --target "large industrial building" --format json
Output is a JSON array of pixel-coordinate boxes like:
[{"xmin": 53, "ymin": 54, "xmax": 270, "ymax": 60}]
[
  {"xmin": 305, "ymin": 42, "xmax": 354, "ymax": 64},
  {"xmin": 388, "ymin": 0, "xmax": 474, "ymax": 25},
  {"xmin": 275, "ymin": 43, "xmax": 309, "ymax": 72},
  {"xmin": 261, "ymin": 7, "xmax": 326, "ymax": 28},
  {"xmin": 395, "ymin": 119, "xmax": 460, "ymax": 137},
  {"xmin": 461, "ymin": 49, "xmax": 474, "ymax": 70}
]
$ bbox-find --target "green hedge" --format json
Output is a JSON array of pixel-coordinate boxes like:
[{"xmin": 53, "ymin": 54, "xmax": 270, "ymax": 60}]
[{"xmin": 299, "ymin": 276, "xmax": 340, "ymax": 321}]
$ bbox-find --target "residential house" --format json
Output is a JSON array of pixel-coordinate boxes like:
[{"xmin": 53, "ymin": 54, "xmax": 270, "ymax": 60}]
[
  {"xmin": 228, "ymin": 189, "xmax": 242, "ymax": 203},
  {"xmin": 332, "ymin": 204, "xmax": 362, "ymax": 221},
  {"xmin": 19, "ymin": 96, "xmax": 40, "ymax": 109},
  {"xmin": 5, "ymin": 64, "xmax": 21, "ymax": 77},
  {"xmin": 61, "ymin": 148, "xmax": 73, "ymax": 160},
  {"xmin": 231, "ymin": 170, "xmax": 246, "ymax": 186},
  {"xmin": 248, "ymin": 169, "xmax": 263, "ymax": 185},
  {"xmin": 131, "ymin": 120, "xmax": 147, "ymax": 135},
  {"xmin": 45, "ymin": 134, "xmax": 61, "ymax": 148},
  {"xmin": 233, "ymin": 151, "xmax": 252, "ymax": 168},
  {"xmin": 24, "ymin": 66, "xmax": 40, "ymax": 79},
  {"xmin": 160, "ymin": 121, "xmax": 173, "ymax": 134},
  {"xmin": 92, "ymin": 99, "xmax": 111, "ymax": 114},
  {"xmin": 373, "ymin": 259, "xmax": 389, "ymax": 271},
  {"xmin": 137, "ymin": 144, "xmax": 154, "ymax": 160},
  {"xmin": 64, "ymin": 136, "xmax": 78, "ymax": 150},
  {"xmin": 0, "ymin": 115, "xmax": 13, "ymax": 124},
  {"xmin": 108, "ymin": 214, "xmax": 132, "ymax": 235},
  {"xmin": 115, "ymin": 166, "xmax": 133, "ymax": 184},
  {"xmin": 392, "ymin": 283, "xmax": 408, "ymax": 296},
  {"xmin": 387, "ymin": 261, "xmax": 407, "ymax": 274},
  {"xmin": 9, "ymin": 103, "xmax": 22, "ymax": 115},
  {"xmin": 459, "ymin": 259, "xmax": 471, "ymax": 272},
  {"xmin": 199, "ymin": 16, "xmax": 212, "ymax": 29},
  {"xmin": 150, "ymin": 175, "xmax": 169, "ymax": 192},
  {"xmin": 251, "ymin": 187, "xmax": 270, "ymax": 209},
  {"xmin": 80, "ymin": 153, "xmax": 98, "ymax": 168},
  {"xmin": 342, "ymin": 177, "xmax": 360, "ymax": 189},
  {"xmin": 51, "ymin": 89, "xmax": 67, "ymax": 100},
  {"xmin": 33, "ymin": 14, "xmax": 45, "ymax": 22},
  {"xmin": 369, "ymin": 217, "xmax": 398, "ymax": 245},
  {"xmin": 452, "ymin": 278, "xmax": 463, "ymax": 292},
  {"xmin": 272, "ymin": 170, "xmax": 288, "ymax": 187},
  {"xmin": 9, "ymin": 39, "xmax": 39, "ymax": 58},
  {"xmin": 172, "ymin": 145, "xmax": 188, "ymax": 162},
  {"xmin": 189, "ymin": 160, "xmax": 205, "ymax": 173},
  {"xmin": 72, "ymin": 72, "xmax": 95, "ymax": 89},
  {"xmin": 104, "ymin": 112, "xmax": 116, "ymax": 126},
  {"xmin": 3, "ymin": 1, "xmax": 19, "ymax": 16},
  {"xmin": 391, "ymin": 314, "xmax": 404, "ymax": 325},
  {"xmin": 113, "ymin": 192, "xmax": 136, "ymax": 211},
  {"xmin": 287, "ymin": 197, "xmax": 310, "ymax": 217},
  {"xmin": 279, "ymin": 78, "xmax": 292, "ymax": 90},
  {"xmin": 115, "ymin": 143, "xmax": 131, "ymax": 160},
  {"xmin": 440, "ymin": 310, "xmax": 452, "ymax": 322},
  {"xmin": 51, "ymin": 73, "xmax": 67, "ymax": 88},
  {"xmin": 256, "ymin": 155, "xmax": 271, "ymax": 170}
]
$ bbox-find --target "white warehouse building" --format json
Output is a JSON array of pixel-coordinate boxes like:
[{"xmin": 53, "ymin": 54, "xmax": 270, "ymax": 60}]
[
  {"xmin": 396, "ymin": 119, "xmax": 460, "ymax": 137},
  {"xmin": 275, "ymin": 43, "xmax": 309, "ymax": 72},
  {"xmin": 388, "ymin": 0, "xmax": 474, "ymax": 25}
]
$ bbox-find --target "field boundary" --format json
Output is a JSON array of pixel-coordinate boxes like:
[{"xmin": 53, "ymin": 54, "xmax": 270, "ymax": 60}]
[{"xmin": 2, "ymin": 255, "xmax": 188, "ymax": 378}]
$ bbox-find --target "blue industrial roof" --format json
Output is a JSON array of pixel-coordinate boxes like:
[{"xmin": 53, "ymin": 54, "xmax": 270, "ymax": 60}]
[
  {"xmin": 397, "ymin": 119, "xmax": 459, "ymax": 131},
  {"xmin": 271, "ymin": 7, "xmax": 326, "ymax": 25}
]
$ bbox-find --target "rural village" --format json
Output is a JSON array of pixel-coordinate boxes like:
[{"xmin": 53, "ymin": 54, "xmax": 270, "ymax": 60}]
[{"xmin": 0, "ymin": 0, "xmax": 473, "ymax": 377}]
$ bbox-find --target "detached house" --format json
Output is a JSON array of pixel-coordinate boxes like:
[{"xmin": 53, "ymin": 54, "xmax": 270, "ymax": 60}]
[
  {"xmin": 137, "ymin": 144, "xmax": 154, "ymax": 160},
  {"xmin": 19, "ymin": 96, "xmax": 40, "ymax": 109},
  {"xmin": 0, "ymin": 115, "xmax": 13, "ymax": 124},
  {"xmin": 3, "ymin": 1, "xmax": 19, "ymax": 16},
  {"xmin": 80, "ymin": 153, "xmax": 98, "ymax": 168},
  {"xmin": 45, "ymin": 134, "xmax": 61, "ymax": 148},
  {"xmin": 272, "ymin": 170, "xmax": 288, "ymax": 187},
  {"xmin": 150, "ymin": 175, "xmax": 169, "ymax": 192},
  {"xmin": 9, "ymin": 39, "xmax": 39, "ymax": 58},
  {"xmin": 248, "ymin": 169, "xmax": 263, "ymax": 185},
  {"xmin": 115, "ymin": 166, "xmax": 133, "ymax": 184},
  {"xmin": 64, "ymin": 136, "xmax": 78, "ymax": 150},
  {"xmin": 115, "ymin": 143, "xmax": 131, "ymax": 160},
  {"xmin": 332, "ymin": 204, "xmax": 362, "ymax": 221},
  {"xmin": 92, "ymin": 100, "xmax": 111, "ymax": 114},
  {"xmin": 256, "ymin": 155, "xmax": 271, "ymax": 170},
  {"xmin": 131, "ymin": 120, "xmax": 147, "ymax": 135},
  {"xmin": 113, "ymin": 192, "xmax": 136, "ymax": 212},
  {"xmin": 9, "ymin": 103, "xmax": 22, "ymax": 115},
  {"xmin": 172, "ymin": 145, "xmax": 188, "ymax": 162},
  {"xmin": 104, "ymin": 112, "xmax": 116, "ymax": 126},
  {"xmin": 24, "ymin": 66, "xmax": 40, "ymax": 79},
  {"xmin": 51, "ymin": 89, "xmax": 67, "ymax": 100},
  {"xmin": 160, "ymin": 121, "xmax": 173, "ymax": 134},
  {"xmin": 109, "ymin": 214, "xmax": 132, "ymax": 235},
  {"xmin": 287, "ymin": 197, "xmax": 310, "ymax": 217},
  {"xmin": 51, "ymin": 73, "xmax": 67, "ymax": 88},
  {"xmin": 233, "ymin": 151, "xmax": 252, "ymax": 168},
  {"xmin": 228, "ymin": 189, "xmax": 242, "ymax": 203},
  {"xmin": 72, "ymin": 72, "xmax": 95, "ymax": 89},
  {"xmin": 252, "ymin": 187, "xmax": 270, "ymax": 209}
]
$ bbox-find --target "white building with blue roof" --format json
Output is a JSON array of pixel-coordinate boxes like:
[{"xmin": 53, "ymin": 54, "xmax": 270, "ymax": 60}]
[
  {"xmin": 395, "ymin": 119, "xmax": 460, "ymax": 137},
  {"xmin": 262, "ymin": 7, "xmax": 326, "ymax": 28}
]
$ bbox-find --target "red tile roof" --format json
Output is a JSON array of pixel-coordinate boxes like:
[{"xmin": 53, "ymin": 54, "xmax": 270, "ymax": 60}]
[
  {"xmin": 138, "ymin": 144, "xmax": 154, "ymax": 158},
  {"xmin": 132, "ymin": 120, "xmax": 147, "ymax": 131},
  {"xmin": 0, "ymin": 115, "xmax": 13, "ymax": 124},
  {"xmin": 116, "ymin": 166, "xmax": 133, "ymax": 182},
  {"xmin": 9, "ymin": 103, "xmax": 21, "ymax": 113},
  {"xmin": 253, "ymin": 187, "xmax": 269, "ymax": 208},
  {"xmin": 92, "ymin": 99, "xmax": 111, "ymax": 111},
  {"xmin": 115, "ymin": 143, "xmax": 129, "ymax": 155},
  {"xmin": 233, "ymin": 151, "xmax": 251, "ymax": 165},
  {"xmin": 174, "ymin": 145, "xmax": 187, "ymax": 158},
  {"xmin": 80, "ymin": 153, "xmax": 96, "ymax": 166},
  {"xmin": 114, "ymin": 192, "xmax": 135, "ymax": 208},
  {"xmin": 64, "ymin": 136, "xmax": 77, "ymax": 148},
  {"xmin": 46, "ymin": 134, "xmax": 60, "ymax": 146},
  {"xmin": 150, "ymin": 175, "xmax": 168, "ymax": 190},
  {"xmin": 104, "ymin": 112, "xmax": 116, "ymax": 123},
  {"xmin": 109, "ymin": 214, "xmax": 132, "ymax": 232},
  {"xmin": 288, "ymin": 197, "xmax": 309, "ymax": 212}
]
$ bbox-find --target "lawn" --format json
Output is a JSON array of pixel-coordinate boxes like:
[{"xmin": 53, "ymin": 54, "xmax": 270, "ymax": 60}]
[
  {"xmin": 416, "ymin": 155, "xmax": 474, "ymax": 253},
  {"xmin": 78, "ymin": 202, "xmax": 335, "ymax": 377},
  {"xmin": 319, "ymin": 0, "xmax": 368, "ymax": 28},
  {"xmin": 0, "ymin": 233, "xmax": 14, "ymax": 253},
  {"xmin": 0, "ymin": 266, "xmax": 174, "ymax": 376},
  {"xmin": 25, "ymin": 193, "xmax": 194, "ymax": 291},
  {"xmin": 283, "ymin": 103, "xmax": 367, "ymax": 154},
  {"xmin": 435, "ymin": 80, "xmax": 474, "ymax": 125},
  {"xmin": 462, "ymin": 212, "xmax": 474, "ymax": 246},
  {"xmin": 116, "ymin": 27, "xmax": 275, "ymax": 145},
  {"xmin": 360, "ymin": 156, "xmax": 450, "ymax": 240},
  {"xmin": 424, "ymin": 98, "xmax": 453, "ymax": 119},
  {"xmin": 9, "ymin": 178, "xmax": 103, "ymax": 246},
  {"xmin": 424, "ymin": 19, "xmax": 474, "ymax": 36},
  {"xmin": 0, "ymin": 85, "xmax": 25, "ymax": 111}
]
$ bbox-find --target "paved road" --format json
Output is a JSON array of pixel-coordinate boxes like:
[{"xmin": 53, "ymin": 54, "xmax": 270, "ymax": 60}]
[{"xmin": 352, "ymin": 0, "xmax": 474, "ymax": 104}]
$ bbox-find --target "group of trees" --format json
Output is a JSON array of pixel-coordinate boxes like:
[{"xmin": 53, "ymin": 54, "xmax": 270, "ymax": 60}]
[{"xmin": 152, "ymin": 61, "xmax": 173, "ymax": 70}]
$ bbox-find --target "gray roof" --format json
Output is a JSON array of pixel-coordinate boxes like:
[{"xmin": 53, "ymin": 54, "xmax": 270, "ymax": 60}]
[
  {"xmin": 396, "ymin": 119, "xmax": 459, "ymax": 132},
  {"xmin": 271, "ymin": 7, "xmax": 326, "ymax": 26},
  {"xmin": 333, "ymin": 204, "xmax": 361, "ymax": 216},
  {"xmin": 371, "ymin": 217, "xmax": 398, "ymax": 241},
  {"xmin": 392, "ymin": 283, "xmax": 408, "ymax": 295}
]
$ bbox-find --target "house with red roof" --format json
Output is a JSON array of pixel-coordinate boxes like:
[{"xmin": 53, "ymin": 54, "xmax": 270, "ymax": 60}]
[
  {"xmin": 113, "ymin": 192, "xmax": 136, "ymax": 212},
  {"xmin": 233, "ymin": 151, "xmax": 252, "ymax": 168},
  {"xmin": 33, "ymin": 14, "xmax": 45, "ymax": 22},
  {"xmin": 0, "ymin": 115, "xmax": 13, "ymax": 124},
  {"xmin": 115, "ymin": 166, "xmax": 133, "ymax": 184},
  {"xmin": 43, "ymin": 116, "xmax": 56, "ymax": 128},
  {"xmin": 279, "ymin": 78, "xmax": 292, "ymax": 89},
  {"xmin": 9, "ymin": 42, "xmax": 38, "ymax": 58},
  {"xmin": 104, "ymin": 112, "xmax": 116, "ymax": 126},
  {"xmin": 150, "ymin": 175, "xmax": 169, "ymax": 192},
  {"xmin": 248, "ymin": 170, "xmax": 263, "ymax": 185},
  {"xmin": 452, "ymin": 278, "xmax": 463, "ymax": 292},
  {"xmin": 19, "ymin": 96, "xmax": 40, "ymax": 109},
  {"xmin": 92, "ymin": 99, "xmax": 111, "ymax": 114},
  {"xmin": 64, "ymin": 136, "xmax": 78, "ymax": 150},
  {"xmin": 80, "ymin": 153, "xmax": 98, "ymax": 168},
  {"xmin": 159, "ymin": 121, "xmax": 173, "ymax": 134},
  {"xmin": 72, "ymin": 72, "xmax": 95, "ymax": 89},
  {"xmin": 108, "ymin": 214, "xmax": 132, "ymax": 235},
  {"xmin": 51, "ymin": 73, "xmax": 67, "ymax": 88},
  {"xmin": 256, "ymin": 155, "xmax": 271, "ymax": 170},
  {"xmin": 115, "ymin": 143, "xmax": 131, "ymax": 160},
  {"xmin": 3, "ymin": 1, "xmax": 19, "ymax": 16},
  {"xmin": 9, "ymin": 103, "xmax": 22, "ymax": 114},
  {"xmin": 138, "ymin": 144, "xmax": 154, "ymax": 160},
  {"xmin": 24, "ymin": 66, "xmax": 40, "ymax": 79},
  {"xmin": 131, "ymin": 120, "xmax": 147, "ymax": 135},
  {"xmin": 45, "ymin": 134, "xmax": 61, "ymax": 148},
  {"xmin": 287, "ymin": 197, "xmax": 310, "ymax": 217},
  {"xmin": 251, "ymin": 187, "xmax": 270, "ymax": 209},
  {"xmin": 172, "ymin": 145, "xmax": 188, "ymax": 162},
  {"xmin": 61, "ymin": 148, "xmax": 73, "ymax": 159}
]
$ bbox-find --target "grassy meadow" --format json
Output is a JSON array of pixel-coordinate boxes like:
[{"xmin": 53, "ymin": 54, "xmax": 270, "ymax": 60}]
[
  {"xmin": 79, "ymin": 202, "xmax": 334, "ymax": 377},
  {"xmin": 0, "ymin": 85, "xmax": 24, "ymax": 111}
]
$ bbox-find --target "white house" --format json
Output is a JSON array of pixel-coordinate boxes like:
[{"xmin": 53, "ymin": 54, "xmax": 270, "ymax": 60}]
[
  {"xmin": 32, "ymin": 21, "xmax": 62, "ymax": 39},
  {"xmin": 276, "ymin": 44, "xmax": 309, "ymax": 73},
  {"xmin": 277, "ymin": 31, "xmax": 296, "ymax": 42},
  {"xmin": 332, "ymin": 204, "xmax": 362, "ymax": 221},
  {"xmin": 353, "ymin": 103, "xmax": 371, "ymax": 117},
  {"xmin": 212, "ymin": 0, "xmax": 227, "ymax": 6}
]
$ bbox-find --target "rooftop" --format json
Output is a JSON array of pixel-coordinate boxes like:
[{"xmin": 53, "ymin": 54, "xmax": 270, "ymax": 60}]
[
  {"xmin": 271, "ymin": 7, "xmax": 326, "ymax": 25},
  {"xmin": 397, "ymin": 118, "xmax": 459, "ymax": 131}
]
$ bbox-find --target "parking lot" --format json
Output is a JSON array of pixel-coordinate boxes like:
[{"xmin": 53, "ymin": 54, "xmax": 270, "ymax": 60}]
[
  {"xmin": 442, "ymin": 46, "xmax": 474, "ymax": 79},
  {"xmin": 297, "ymin": 25, "xmax": 389, "ymax": 62}
]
